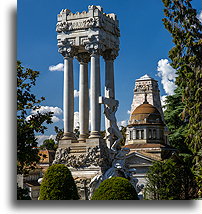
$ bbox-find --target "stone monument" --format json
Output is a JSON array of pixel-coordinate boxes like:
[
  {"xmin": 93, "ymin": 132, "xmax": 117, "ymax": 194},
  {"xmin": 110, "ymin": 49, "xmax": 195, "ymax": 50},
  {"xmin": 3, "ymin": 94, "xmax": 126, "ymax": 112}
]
[{"xmin": 53, "ymin": 5, "xmax": 135, "ymax": 200}]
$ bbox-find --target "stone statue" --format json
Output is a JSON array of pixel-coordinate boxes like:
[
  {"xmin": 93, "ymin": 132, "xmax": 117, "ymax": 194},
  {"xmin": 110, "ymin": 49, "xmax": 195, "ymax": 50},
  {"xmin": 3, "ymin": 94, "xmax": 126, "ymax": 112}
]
[
  {"xmin": 88, "ymin": 147, "xmax": 131, "ymax": 199},
  {"xmin": 102, "ymin": 97, "xmax": 123, "ymax": 151}
]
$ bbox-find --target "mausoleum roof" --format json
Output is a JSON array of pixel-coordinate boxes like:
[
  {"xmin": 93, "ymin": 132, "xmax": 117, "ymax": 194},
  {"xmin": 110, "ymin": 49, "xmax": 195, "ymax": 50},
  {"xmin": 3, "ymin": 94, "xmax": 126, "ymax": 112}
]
[
  {"xmin": 136, "ymin": 74, "xmax": 154, "ymax": 81},
  {"xmin": 129, "ymin": 103, "xmax": 164, "ymax": 125}
]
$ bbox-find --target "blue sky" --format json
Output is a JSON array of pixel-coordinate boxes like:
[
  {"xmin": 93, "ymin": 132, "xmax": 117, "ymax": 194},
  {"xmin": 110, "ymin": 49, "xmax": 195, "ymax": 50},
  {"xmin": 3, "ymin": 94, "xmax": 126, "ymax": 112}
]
[{"xmin": 17, "ymin": 0, "xmax": 201, "ymax": 143}]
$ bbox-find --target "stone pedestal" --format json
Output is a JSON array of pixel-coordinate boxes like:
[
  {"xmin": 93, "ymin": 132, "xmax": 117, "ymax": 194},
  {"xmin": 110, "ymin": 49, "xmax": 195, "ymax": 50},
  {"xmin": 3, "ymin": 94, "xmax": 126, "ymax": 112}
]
[{"xmin": 55, "ymin": 138, "xmax": 111, "ymax": 200}]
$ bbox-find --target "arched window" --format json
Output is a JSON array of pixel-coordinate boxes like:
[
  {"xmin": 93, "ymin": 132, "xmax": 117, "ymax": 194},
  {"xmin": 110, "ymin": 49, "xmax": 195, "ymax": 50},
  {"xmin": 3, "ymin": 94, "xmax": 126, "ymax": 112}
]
[
  {"xmin": 153, "ymin": 129, "xmax": 156, "ymax": 139},
  {"xmin": 141, "ymin": 130, "xmax": 144, "ymax": 139},
  {"xmin": 136, "ymin": 130, "xmax": 139, "ymax": 139},
  {"xmin": 149, "ymin": 129, "xmax": 152, "ymax": 139},
  {"xmin": 133, "ymin": 130, "xmax": 136, "ymax": 139},
  {"xmin": 129, "ymin": 130, "xmax": 132, "ymax": 140}
]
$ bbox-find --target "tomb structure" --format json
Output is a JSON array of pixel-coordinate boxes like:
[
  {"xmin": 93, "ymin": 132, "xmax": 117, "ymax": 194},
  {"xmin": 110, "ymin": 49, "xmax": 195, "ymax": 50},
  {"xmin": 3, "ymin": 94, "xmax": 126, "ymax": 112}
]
[{"xmin": 53, "ymin": 5, "xmax": 134, "ymax": 200}]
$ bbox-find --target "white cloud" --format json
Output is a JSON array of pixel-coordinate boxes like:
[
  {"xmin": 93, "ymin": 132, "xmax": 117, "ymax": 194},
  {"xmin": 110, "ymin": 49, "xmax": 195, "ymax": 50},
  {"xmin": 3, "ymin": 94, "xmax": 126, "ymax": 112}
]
[
  {"xmin": 49, "ymin": 63, "xmax": 64, "ymax": 71},
  {"xmin": 31, "ymin": 106, "xmax": 62, "ymax": 115},
  {"xmin": 160, "ymin": 95, "xmax": 167, "ymax": 111},
  {"xmin": 51, "ymin": 116, "xmax": 60, "ymax": 123},
  {"xmin": 36, "ymin": 135, "xmax": 56, "ymax": 146},
  {"xmin": 117, "ymin": 120, "xmax": 128, "ymax": 127},
  {"xmin": 157, "ymin": 59, "xmax": 177, "ymax": 96},
  {"xmin": 74, "ymin": 89, "xmax": 79, "ymax": 98},
  {"xmin": 26, "ymin": 106, "xmax": 63, "ymax": 123},
  {"xmin": 197, "ymin": 11, "xmax": 202, "ymax": 23},
  {"xmin": 74, "ymin": 111, "xmax": 79, "ymax": 129}
]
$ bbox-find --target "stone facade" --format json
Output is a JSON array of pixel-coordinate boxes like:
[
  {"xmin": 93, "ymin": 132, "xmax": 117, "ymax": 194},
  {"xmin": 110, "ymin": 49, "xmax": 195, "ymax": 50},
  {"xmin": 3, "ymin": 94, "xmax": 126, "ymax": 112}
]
[{"xmin": 130, "ymin": 74, "xmax": 164, "ymax": 122}]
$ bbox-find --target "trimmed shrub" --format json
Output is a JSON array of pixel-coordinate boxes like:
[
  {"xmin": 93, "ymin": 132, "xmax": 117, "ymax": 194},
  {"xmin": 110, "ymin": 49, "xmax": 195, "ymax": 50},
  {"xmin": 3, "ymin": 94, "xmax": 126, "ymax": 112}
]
[
  {"xmin": 91, "ymin": 177, "xmax": 139, "ymax": 200},
  {"xmin": 39, "ymin": 164, "xmax": 79, "ymax": 200}
]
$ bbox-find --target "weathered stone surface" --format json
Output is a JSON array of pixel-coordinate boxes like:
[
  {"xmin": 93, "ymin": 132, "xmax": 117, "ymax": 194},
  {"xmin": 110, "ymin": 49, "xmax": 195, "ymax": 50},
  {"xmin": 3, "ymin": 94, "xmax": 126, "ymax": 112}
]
[{"xmin": 56, "ymin": 5, "xmax": 120, "ymax": 57}]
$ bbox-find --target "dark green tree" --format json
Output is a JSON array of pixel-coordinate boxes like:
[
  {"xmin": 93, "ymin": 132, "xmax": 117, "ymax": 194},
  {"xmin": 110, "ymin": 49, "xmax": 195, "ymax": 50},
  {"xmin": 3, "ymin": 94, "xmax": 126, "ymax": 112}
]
[
  {"xmin": 54, "ymin": 126, "xmax": 64, "ymax": 143},
  {"xmin": 39, "ymin": 164, "xmax": 79, "ymax": 200},
  {"xmin": 91, "ymin": 177, "xmax": 139, "ymax": 200},
  {"xmin": 17, "ymin": 185, "xmax": 31, "ymax": 200},
  {"xmin": 40, "ymin": 138, "xmax": 58, "ymax": 151},
  {"xmin": 164, "ymin": 87, "xmax": 189, "ymax": 153},
  {"xmin": 144, "ymin": 157, "xmax": 197, "ymax": 200},
  {"xmin": 162, "ymin": 0, "xmax": 202, "ymax": 194},
  {"xmin": 17, "ymin": 61, "xmax": 53, "ymax": 174}
]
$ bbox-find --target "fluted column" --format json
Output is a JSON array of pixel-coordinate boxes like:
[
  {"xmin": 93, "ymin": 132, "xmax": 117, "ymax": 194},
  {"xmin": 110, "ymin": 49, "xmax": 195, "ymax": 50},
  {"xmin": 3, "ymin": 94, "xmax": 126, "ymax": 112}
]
[
  {"xmin": 77, "ymin": 53, "xmax": 90, "ymax": 142},
  {"xmin": 89, "ymin": 53, "xmax": 101, "ymax": 138},
  {"xmin": 62, "ymin": 56, "xmax": 75, "ymax": 139},
  {"xmin": 103, "ymin": 50, "xmax": 117, "ymax": 145}
]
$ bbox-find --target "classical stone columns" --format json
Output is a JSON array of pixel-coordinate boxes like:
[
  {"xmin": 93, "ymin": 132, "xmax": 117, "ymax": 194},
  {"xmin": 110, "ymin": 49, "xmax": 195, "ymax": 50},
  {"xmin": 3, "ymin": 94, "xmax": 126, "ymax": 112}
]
[
  {"xmin": 63, "ymin": 56, "xmax": 75, "ymax": 139},
  {"xmin": 104, "ymin": 58, "xmax": 115, "ymax": 98},
  {"xmin": 103, "ymin": 51, "xmax": 116, "ymax": 145},
  {"xmin": 77, "ymin": 53, "xmax": 90, "ymax": 141},
  {"xmin": 89, "ymin": 53, "xmax": 101, "ymax": 138}
]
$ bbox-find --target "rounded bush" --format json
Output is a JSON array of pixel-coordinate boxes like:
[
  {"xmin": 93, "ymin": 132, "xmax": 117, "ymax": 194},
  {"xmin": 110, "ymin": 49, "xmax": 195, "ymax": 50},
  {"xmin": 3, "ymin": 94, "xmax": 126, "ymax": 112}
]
[
  {"xmin": 91, "ymin": 177, "xmax": 139, "ymax": 200},
  {"xmin": 39, "ymin": 164, "xmax": 79, "ymax": 200}
]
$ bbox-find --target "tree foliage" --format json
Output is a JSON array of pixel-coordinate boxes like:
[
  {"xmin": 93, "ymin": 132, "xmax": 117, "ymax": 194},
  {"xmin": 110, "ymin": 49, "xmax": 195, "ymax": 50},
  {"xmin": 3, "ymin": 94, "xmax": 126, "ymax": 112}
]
[
  {"xmin": 144, "ymin": 157, "xmax": 197, "ymax": 200},
  {"xmin": 40, "ymin": 138, "xmax": 58, "ymax": 151},
  {"xmin": 39, "ymin": 164, "xmax": 79, "ymax": 200},
  {"xmin": 162, "ymin": 0, "xmax": 202, "ymax": 194},
  {"xmin": 17, "ymin": 185, "xmax": 31, "ymax": 200},
  {"xmin": 54, "ymin": 126, "xmax": 64, "ymax": 143},
  {"xmin": 17, "ymin": 61, "xmax": 53, "ymax": 174},
  {"xmin": 91, "ymin": 177, "xmax": 139, "ymax": 200},
  {"xmin": 164, "ymin": 87, "xmax": 189, "ymax": 153}
]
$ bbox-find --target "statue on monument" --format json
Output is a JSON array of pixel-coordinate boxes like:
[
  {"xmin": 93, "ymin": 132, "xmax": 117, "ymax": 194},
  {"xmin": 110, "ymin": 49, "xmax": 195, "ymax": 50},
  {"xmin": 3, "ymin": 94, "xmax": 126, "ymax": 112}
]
[{"xmin": 101, "ymin": 96, "xmax": 123, "ymax": 151}]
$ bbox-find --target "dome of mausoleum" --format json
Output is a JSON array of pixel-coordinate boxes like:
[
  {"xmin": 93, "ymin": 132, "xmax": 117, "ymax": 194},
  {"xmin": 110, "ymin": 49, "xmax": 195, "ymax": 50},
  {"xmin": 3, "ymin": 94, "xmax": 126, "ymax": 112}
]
[{"xmin": 130, "ymin": 103, "xmax": 163, "ymax": 125}]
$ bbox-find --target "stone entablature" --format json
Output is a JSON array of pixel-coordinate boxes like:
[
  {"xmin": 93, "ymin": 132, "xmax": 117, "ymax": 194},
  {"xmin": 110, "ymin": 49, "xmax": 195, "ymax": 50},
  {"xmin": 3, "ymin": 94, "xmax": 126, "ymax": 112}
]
[{"xmin": 56, "ymin": 5, "xmax": 120, "ymax": 58}]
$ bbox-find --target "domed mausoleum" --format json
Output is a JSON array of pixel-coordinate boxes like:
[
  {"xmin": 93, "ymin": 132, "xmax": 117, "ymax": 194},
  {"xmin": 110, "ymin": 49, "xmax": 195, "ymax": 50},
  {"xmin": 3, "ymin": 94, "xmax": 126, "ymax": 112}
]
[
  {"xmin": 123, "ymin": 75, "xmax": 175, "ymax": 198},
  {"xmin": 126, "ymin": 95, "xmax": 166, "ymax": 145}
]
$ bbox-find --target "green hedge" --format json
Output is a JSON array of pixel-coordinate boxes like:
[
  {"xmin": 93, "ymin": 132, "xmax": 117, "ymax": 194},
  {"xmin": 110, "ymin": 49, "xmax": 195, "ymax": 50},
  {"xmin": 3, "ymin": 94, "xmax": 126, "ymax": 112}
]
[
  {"xmin": 39, "ymin": 164, "xmax": 79, "ymax": 200},
  {"xmin": 91, "ymin": 177, "xmax": 139, "ymax": 200}
]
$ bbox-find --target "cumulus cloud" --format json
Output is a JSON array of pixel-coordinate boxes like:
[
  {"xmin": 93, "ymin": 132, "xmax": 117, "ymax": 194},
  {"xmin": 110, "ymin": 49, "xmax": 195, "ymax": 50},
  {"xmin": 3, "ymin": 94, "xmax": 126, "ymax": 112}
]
[
  {"xmin": 117, "ymin": 120, "xmax": 128, "ymax": 127},
  {"xmin": 51, "ymin": 116, "xmax": 60, "ymax": 123},
  {"xmin": 49, "ymin": 63, "xmax": 64, "ymax": 71},
  {"xmin": 31, "ymin": 106, "xmax": 62, "ymax": 115},
  {"xmin": 197, "ymin": 11, "xmax": 202, "ymax": 23},
  {"xmin": 36, "ymin": 135, "xmax": 56, "ymax": 146},
  {"xmin": 26, "ymin": 106, "xmax": 63, "ymax": 123},
  {"xmin": 157, "ymin": 59, "xmax": 177, "ymax": 96},
  {"xmin": 160, "ymin": 95, "xmax": 167, "ymax": 110},
  {"xmin": 74, "ymin": 111, "xmax": 80, "ymax": 129},
  {"xmin": 74, "ymin": 89, "xmax": 79, "ymax": 98}
]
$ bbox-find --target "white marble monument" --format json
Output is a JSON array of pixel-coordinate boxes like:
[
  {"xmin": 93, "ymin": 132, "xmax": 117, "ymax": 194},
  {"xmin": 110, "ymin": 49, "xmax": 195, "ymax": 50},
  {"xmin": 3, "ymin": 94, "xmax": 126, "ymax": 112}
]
[
  {"xmin": 54, "ymin": 5, "xmax": 132, "ymax": 200},
  {"xmin": 56, "ymin": 5, "xmax": 120, "ymax": 140}
]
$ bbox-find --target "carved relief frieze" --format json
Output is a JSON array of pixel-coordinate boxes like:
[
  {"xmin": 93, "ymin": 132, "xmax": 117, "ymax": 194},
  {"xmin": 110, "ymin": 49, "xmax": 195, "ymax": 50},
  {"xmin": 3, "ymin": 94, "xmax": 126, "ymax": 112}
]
[
  {"xmin": 56, "ymin": 5, "xmax": 120, "ymax": 57},
  {"xmin": 53, "ymin": 144, "xmax": 111, "ymax": 171}
]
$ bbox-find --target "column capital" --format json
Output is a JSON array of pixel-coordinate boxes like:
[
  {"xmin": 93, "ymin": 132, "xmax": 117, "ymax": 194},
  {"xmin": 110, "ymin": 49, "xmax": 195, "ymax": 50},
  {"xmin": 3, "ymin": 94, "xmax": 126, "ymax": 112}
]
[
  {"xmin": 58, "ymin": 44, "xmax": 77, "ymax": 58},
  {"xmin": 103, "ymin": 49, "xmax": 118, "ymax": 61},
  {"xmin": 85, "ymin": 42, "xmax": 104, "ymax": 56},
  {"xmin": 76, "ymin": 52, "xmax": 90, "ymax": 64}
]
